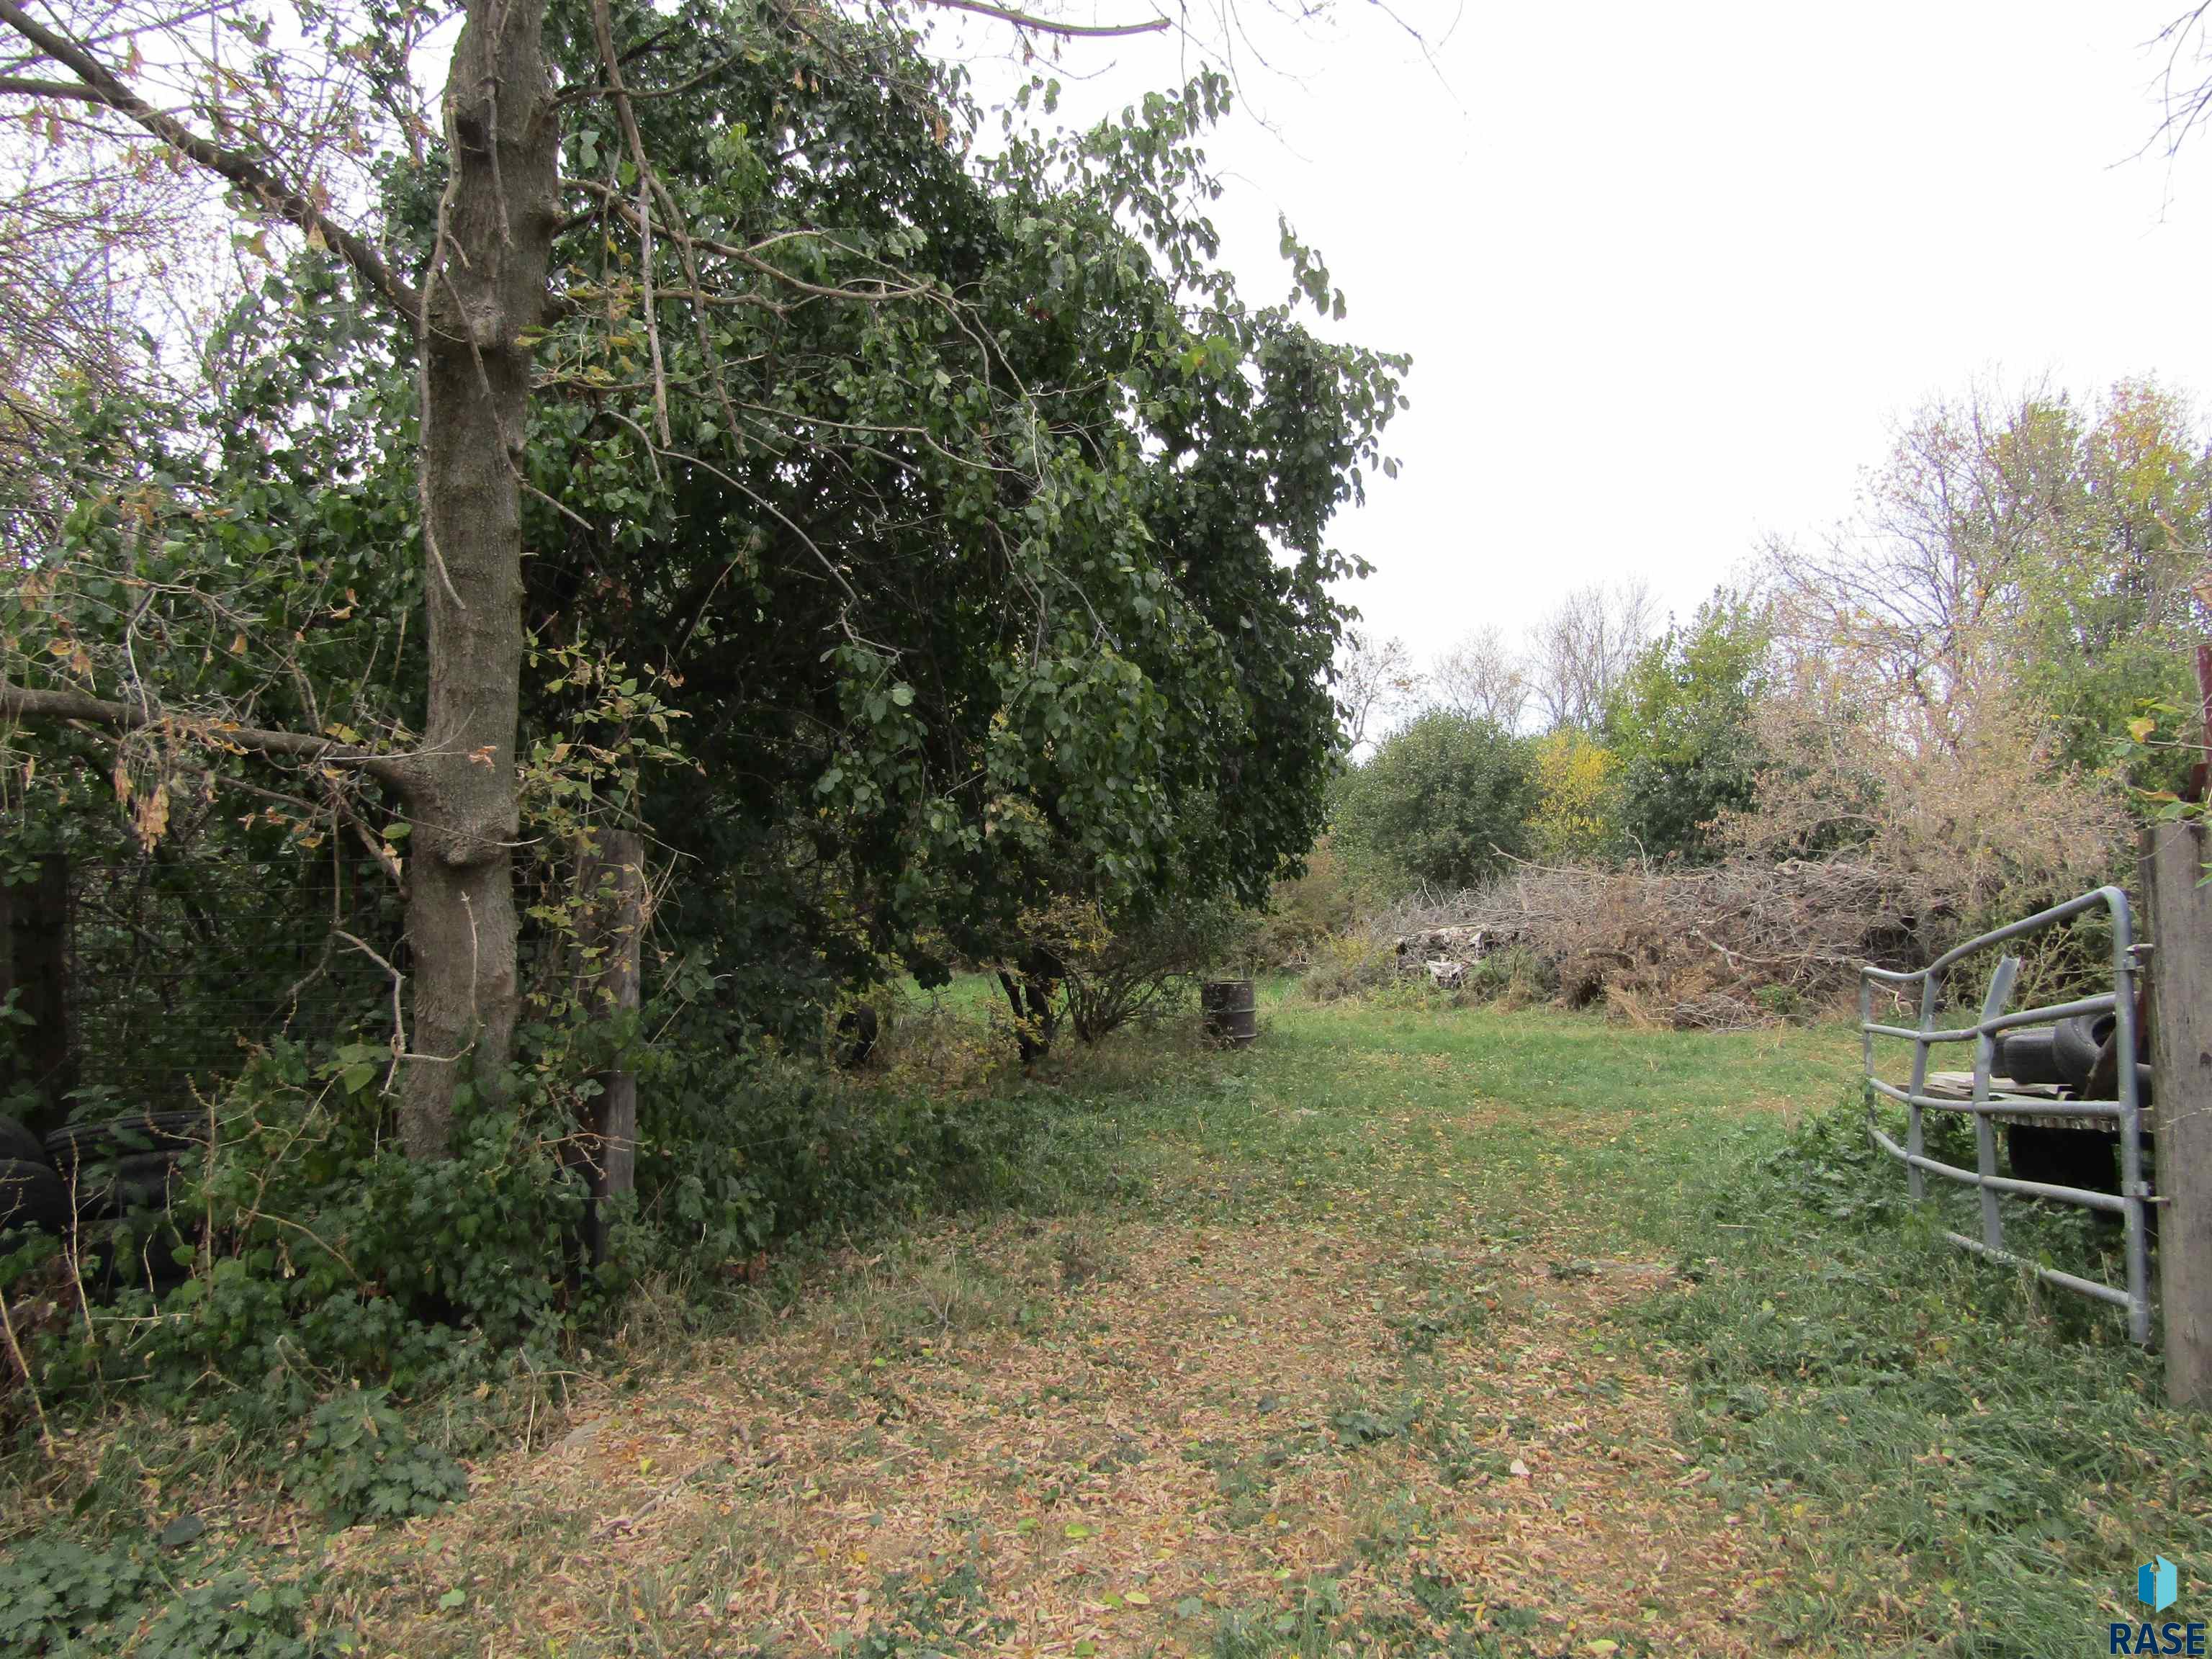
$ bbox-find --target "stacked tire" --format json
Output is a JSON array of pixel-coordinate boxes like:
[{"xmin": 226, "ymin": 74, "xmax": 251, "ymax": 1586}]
[
  {"xmin": 1, "ymin": 1111, "xmax": 200, "ymax": 1293},
  {"xmin": 44, "ymin": 1112, "xmax": 199, "ymax": 1215},
  {"xmin": 0, "ymin": 1115, "xmax": 68, "ymax": 1237},
  {"xmin": 1998, "ymin": 1013, "xmax": 2148, "ymax": 1197}
]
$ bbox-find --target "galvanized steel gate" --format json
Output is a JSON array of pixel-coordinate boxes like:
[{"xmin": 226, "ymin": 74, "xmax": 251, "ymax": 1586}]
[{"xmin": 1858, "ymin": 886, "xmax": 2153, "ymax": 1344}]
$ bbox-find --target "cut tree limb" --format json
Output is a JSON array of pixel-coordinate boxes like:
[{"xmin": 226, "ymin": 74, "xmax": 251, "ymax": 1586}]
[{"xmin": 0, "ymin": 679, "xmax": 415, "ymax": 791}]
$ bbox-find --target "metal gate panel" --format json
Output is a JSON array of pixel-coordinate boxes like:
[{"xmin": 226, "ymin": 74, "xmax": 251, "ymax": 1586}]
[{"xmin": 1859, "ymin": 886, "xmax": 2151, "ymax": 1344}]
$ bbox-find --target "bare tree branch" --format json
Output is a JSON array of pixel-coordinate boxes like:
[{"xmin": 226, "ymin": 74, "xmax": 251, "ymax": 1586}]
[
  {"xmin": 1524, "ymin": 580, "xmax": 1654, "ymax": 733},
  {"xmin": 2146, "ymin": 5, "xmax": 2212, "ymax": 160},
  {"xmin": 914, "ymin": 0, "xmax": 1170, "ymax": 37},
  {"xmin": 0, "ymin": 0, "xmax": 421, "ymax": 320},
  {"xmin": 0, "ymin": 71, "xmax": 96, "ymax": 99},
  {"xmin": 1335, "ymin": 629, "xmax": 1423, "ymax": 750},
  {"xmin": 0, "ymin": 678, "xmax": 415, "ymax": 790},
  {"xmin": 1429, "ymin": 624, "xmax": 1529, "ymax": 730}
]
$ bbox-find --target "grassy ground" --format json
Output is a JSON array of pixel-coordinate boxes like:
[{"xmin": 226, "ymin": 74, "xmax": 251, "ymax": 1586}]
[{"xmin": 14, "ymin": 987, "xmax": 2212, "ymax": 1657}]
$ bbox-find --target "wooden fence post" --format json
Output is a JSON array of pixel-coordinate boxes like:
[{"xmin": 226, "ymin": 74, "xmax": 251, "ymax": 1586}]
[
  {"xmin": 2144, "ymin": 819, "xmax": 2212, "ymax": 1407},
  {"xmin": 575, "ymin": 830, "xmax": 644, "ymax": 1262}
]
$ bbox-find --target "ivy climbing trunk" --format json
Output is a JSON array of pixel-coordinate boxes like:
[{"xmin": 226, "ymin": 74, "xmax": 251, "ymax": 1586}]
[{"xmin": 397, "ymin": 0, "xmax": 559, "ymax": 1159}]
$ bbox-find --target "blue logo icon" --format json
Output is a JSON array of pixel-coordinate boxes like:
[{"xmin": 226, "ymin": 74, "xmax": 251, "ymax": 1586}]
[
  {"xmin": 2143, "ymin": 1557, "xmax": 2180, "ymax": 1614},
  {"xmin": 2112, "ymin": 1558, "xmax": 2201, "ymax": 1651}
]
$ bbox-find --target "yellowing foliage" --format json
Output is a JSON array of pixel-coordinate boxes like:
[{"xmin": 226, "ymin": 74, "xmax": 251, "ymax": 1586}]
[{"xmin": 1532, "ymin": 730, "xmax": 1617, "ymax": 860}]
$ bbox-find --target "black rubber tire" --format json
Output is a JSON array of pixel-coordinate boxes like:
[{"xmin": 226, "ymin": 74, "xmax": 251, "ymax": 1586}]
[
  {"xmin": 2051, "ymin": 1014, "xmax": 2116, "ymax": 1092},
  {"xmin": 73, "ymin": 1209, "xmax": 199, "ymax": 1300},
  {"xmin": 1996, "ymin": 1028, "xmax": 2064, "ymax": 1087},
  {"xmin": 74, "ymin": 1151, "xmax": 181, "ymax": 1222},
  {"xmin": 0, "ymin": 1157, "xmax": 70, "ymax": 1235},
  {"xmin": 113, "ymin": 1220, "xmax": 197, "ymax": 1293},
  {"xmin": 0, "ymin": 1116, "xmax": 48, "ymax": 1168},
  {"xmin": 2005, "ymin": 1125, "xmax": 2119, "ymax": 1193},
  {"xmin": 835, "ymin": 1006, "xmax": 879, "ymax": 1069},
  {"xmin": 45, "ymin": 1112, "xmax": 202, "ymax": 1177}
]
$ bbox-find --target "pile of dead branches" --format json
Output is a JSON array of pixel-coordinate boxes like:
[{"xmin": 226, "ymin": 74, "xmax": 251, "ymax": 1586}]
[{"xmin": 1367, "ymin": 857, "xmax": 1933, "ymax": 1030}]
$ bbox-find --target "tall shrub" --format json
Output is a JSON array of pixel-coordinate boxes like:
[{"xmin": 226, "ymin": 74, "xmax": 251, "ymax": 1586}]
[{"xmin": 1330, "ymin": 711, "xmax": 1537, "ymax": 896}]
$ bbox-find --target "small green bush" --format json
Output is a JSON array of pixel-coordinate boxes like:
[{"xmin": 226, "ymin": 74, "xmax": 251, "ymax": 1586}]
[
  {"xmin": 0, "ymin": 1529, "xmax": 340, "ymax": 1658},
  {"xmin": 635, "ymin": 1043, "xmax": 1038, "ymax": 1271},
  {"xmin": 1465, "ymin": 943, "xmax": 1553, "ymax": 1007},
  {"xmin": 1057, "ymin": 898, "xmax": 1255, "ymax": 1044},
  {"xmin": 1296, "ymin": 933, "xmax": 1398, "ymax": 1002},
  {"xmin": 0, "ymin": 999, "xmax": 1058, "ymax": 1536},
  {"xmin": 292, "ymin": 1387, "xmax": 469, "ymax": 1525},
  {"xmin": 1250, "ymin": 839, "xmax": 1358, "ymax": 970},
  {"xmin": 1751, "ymin": 982, "xmax": 1805, "ymax": 1022}
]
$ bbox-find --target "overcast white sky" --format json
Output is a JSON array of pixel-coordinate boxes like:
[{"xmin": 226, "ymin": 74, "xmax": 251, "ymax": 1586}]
[{"xmin": 948, "ymin": 1, "xmax": 2212, "ymax": 664}]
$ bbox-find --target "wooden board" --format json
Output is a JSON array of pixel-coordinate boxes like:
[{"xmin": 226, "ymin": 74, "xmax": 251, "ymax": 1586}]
[
  {"xmin": 2146, "ymin": 820, "xmax": 2212, "ymax": 1406},
  {"xmin": 1919, "ymin": 1070, "xmax": 2139, "ymax": 1133}
]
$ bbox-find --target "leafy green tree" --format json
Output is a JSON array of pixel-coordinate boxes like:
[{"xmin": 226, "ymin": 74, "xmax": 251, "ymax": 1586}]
[
  {"xmin": 1768, "ymin": 380, "xmax": 2208, "ymax": 801},
  {"xmin": 503, "ymin": 25, "xmax": 1401, "ymax": 1040},
  {"xmin": 1, "ymin": 0, "xmax": 1402, "ymax": 1120},
  {"xmin": 2008, "ymin": 382, "xmax": 2209, "ymax": 789},
  {"xmin": 1329, "ymin": 712, "xmax": 1537, "ymax": 896},
  {"xmin": 1604, "ymin": 592, "xmax": 1770, "ymax": 862},
  {"xmin": 6, "ymin": 0, "xmax": 1382, "ymax": 1152}
]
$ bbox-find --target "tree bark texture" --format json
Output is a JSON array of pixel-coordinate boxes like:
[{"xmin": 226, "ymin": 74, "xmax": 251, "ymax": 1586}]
[
  {"xmin": 398, "ymin": 0, "xmax": 559, "ymax": 1158},
  {"xmin": 573, "ymin": 831, "xmax": 644, "ymax": 1260},
  {"xmin": 2145, "ymin": 822, "xmax": 2212, "ymax": 1406}
]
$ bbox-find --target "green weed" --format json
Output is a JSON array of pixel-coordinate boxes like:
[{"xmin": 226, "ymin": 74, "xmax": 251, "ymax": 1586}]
[
  {"xmin": 8, "ymin": 990, "xmax": 2187, "ymax": 1659},
  {"xmin": 1653, "ymin": 1096, "xmax": 2211, "ymax": 1654}
]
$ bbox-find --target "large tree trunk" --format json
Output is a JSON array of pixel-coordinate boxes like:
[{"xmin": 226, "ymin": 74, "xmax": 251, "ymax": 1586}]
[{"xmin": 397, "ymin": 0, "xmax": 559, "ymax": 1159}]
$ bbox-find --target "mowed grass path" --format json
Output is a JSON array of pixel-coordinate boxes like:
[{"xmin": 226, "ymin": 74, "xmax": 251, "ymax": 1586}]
[{"xmin": 331, "ymin": 998, "xmax": 1898, "ymax": 1658}]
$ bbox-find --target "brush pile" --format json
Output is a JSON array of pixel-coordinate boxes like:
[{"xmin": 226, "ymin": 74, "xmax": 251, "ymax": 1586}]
[{"xmin": 1370, "ymin": 858, "xmax": 1927, "ymax": 1030}]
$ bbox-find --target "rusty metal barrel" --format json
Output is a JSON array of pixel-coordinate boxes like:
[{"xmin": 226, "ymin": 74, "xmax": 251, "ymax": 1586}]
[{"xmin": 1201, "ymin": 978, "xmax": 1256, "ymax": 1048}]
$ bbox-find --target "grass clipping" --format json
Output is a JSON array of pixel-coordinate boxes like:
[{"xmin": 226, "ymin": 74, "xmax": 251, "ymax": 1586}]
[{"xmin": 332, "ymin": 1219, "xmax": 1807, "ymax": 1657}]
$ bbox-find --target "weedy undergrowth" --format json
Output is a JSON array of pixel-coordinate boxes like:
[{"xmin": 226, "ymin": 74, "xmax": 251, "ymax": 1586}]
[{"xmin": 1651, "ymin": 1093, "xmax": 2212, "ymax": 1655}]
